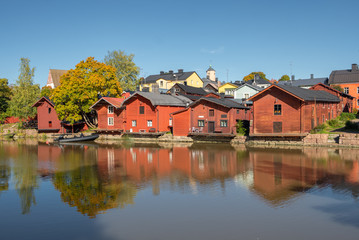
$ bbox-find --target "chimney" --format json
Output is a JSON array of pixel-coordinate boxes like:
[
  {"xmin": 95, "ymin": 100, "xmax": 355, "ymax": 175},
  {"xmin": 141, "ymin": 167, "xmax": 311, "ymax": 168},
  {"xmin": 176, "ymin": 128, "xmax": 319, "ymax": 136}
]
[
  {"xmin": 169, "ymin": 70, "xmax": 174, "ymax": 74},
  {"xmin": 160, "ymin": 71, "xmax": 164, "ymax": 75},
  {"xmin": 291, "ymin": 75, "xmax": 295, "ymax": 81},
  {"xmin": 178, "ymin": 69, "xmax": 183, "ymax": 73},
  {"xmin": 310, "ymin": 74, "xmax": 314, "ymax": 79},
  {"xmin": 352, "ymin": 64, "xmax": 358, "ymax": 72}
]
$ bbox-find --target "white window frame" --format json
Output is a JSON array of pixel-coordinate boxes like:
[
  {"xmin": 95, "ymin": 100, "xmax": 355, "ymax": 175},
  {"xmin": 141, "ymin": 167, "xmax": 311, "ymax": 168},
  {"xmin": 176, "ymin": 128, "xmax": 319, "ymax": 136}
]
[
  {"xmin": 344, "ymin": 87, "xmax": 349, "ymax": 94},
  {"xmin": 108, "ymin": 106, "xmax": 114, "ymax": 114},
  {"xmin": 147, "ymin": 120, "xmax": 152, "ymax": 127},
  {"xmin": 132, "ymin": 120, "xmax": 137, "ymax": 127},
  {"xmin": 108, "ymin": 117, "xmax": 114, "ymax": 126}
]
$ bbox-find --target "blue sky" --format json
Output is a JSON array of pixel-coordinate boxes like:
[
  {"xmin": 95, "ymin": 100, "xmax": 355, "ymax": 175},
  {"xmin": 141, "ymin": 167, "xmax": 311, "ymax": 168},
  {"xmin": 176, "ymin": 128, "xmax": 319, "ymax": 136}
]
[{"xmin": 0, "ymin": 0, "xmax": 358, "ymax": 86}]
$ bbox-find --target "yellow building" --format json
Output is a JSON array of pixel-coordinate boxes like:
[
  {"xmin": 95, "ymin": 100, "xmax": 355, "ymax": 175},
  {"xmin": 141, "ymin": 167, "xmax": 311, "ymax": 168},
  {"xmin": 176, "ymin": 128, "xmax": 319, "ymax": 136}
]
[
  {"xmin": 140, "ymin": 69, "xmax": 203, "ymax": 92},
  {"xmin": 218, "ymin": 82, "xmax": 240, "ymax": 95}
]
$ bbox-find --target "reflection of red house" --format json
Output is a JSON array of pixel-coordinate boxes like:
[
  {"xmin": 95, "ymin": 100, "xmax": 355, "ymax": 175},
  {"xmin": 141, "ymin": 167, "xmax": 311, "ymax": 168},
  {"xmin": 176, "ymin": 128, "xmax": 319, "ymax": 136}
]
[
  {"xmin": 310, "ymin": 83, "xmax": 354, "ymax": 113},
  {"xmin": 91, "ymin": 97, "xmax": 126, "ymax": 131},
  {"xmin": 122, "ymin": 92, "xmax": 191, "ymax": 133},
  {"xmin": 249, "ymin": 84, "xmax": 340, "ymax": 135},
  {"xmin": 171, "ymin": 97, "xmax": 250, "ymax": 136},
  {"xmin": 32, "ymin": 97, "xmax": 62, "ymax": 133}
]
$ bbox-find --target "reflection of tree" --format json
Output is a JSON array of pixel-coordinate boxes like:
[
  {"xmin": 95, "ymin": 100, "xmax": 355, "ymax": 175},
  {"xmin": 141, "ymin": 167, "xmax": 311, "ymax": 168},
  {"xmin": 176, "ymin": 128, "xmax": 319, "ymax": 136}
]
[
  {"xmin": 0, "ymin": 161, "xmax": 10, "ymax": 194},
  {"xmin": 53, "ymin": 165, "xmax": 137, "ymax": 218},
  {"xmin": 12, "ymin": 145, "xmax": 39, "ymax": 214}
]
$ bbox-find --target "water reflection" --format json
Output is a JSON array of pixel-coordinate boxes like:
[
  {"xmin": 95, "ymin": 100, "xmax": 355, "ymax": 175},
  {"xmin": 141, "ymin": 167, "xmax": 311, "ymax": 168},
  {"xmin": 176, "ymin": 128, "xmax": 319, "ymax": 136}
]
[{"xmin": 1, "ymin": 142, "xmax": 359, "ymax": 218}]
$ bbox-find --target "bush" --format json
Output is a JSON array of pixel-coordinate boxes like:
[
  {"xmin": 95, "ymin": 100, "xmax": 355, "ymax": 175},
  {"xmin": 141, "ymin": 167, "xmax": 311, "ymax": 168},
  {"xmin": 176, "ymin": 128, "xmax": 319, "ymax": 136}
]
[
  {"xmin": 327, "ymin": 119, "xmax": 341, "ymax": 128},
  {"xmin": 310, "ymin": 124, "xmax": 326, "ymax": 134},
  {"xmin": 339, "ymin": 112, "xmax": 356, "ymax": 122},
  {"xmin": 353, "ymin": 108, "xmax": 358, "ymax": 115},
  {"xmin": 236, "ymin": 120, "xmax": 247, "ymax": 136}
]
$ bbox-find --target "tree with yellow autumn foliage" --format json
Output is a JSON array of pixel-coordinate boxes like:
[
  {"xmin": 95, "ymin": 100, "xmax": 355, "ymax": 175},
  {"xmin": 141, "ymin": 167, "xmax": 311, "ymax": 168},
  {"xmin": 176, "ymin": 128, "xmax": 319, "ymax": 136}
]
[
  {"xmin": 243, "ymin": 72, "xmax": 269, "ymax": 82},
  {"xmin": 51, "ymin": 57, "xmax": 122, "ymax": 128}
]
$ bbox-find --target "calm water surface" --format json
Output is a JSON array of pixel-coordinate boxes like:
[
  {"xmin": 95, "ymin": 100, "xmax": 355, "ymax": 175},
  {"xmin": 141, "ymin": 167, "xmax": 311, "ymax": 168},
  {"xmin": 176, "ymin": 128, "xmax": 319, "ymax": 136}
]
[{"xmin": 1, "ymin": 141, "xmax": 359, "ymax": 240}]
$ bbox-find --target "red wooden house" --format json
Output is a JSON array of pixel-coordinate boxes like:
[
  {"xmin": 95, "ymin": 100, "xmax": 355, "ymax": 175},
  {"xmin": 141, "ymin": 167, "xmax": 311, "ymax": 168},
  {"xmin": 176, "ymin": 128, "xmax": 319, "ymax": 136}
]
[
  {"xmin": 310, "ymin": 83, "xmax": 354, "ymax": 113},
  {"xmin": 122, "ymin": 92, "xmax": 191, "ymax": 133},
  {"xmin": 32, "ymin": 97, "xmax": 62, "ymax": 133},
  {"xmin": 171, "ymin": 97, "xmax": 250, "ymax": 136},
  {"xmin": 248, "ymin": 84, "xmax": 340, "ymax": 136},
  {"xmin": 90, "ymin": 97, "xmax": 126, "ymax": 132}
]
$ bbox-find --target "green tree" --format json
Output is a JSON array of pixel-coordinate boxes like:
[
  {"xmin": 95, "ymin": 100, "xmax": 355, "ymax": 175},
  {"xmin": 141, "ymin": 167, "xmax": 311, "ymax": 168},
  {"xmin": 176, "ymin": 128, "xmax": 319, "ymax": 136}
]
[
  {"xmin": 278, "ymin": 75, "xmax": 290, "ymax": 81},
  {"xmin": 51, "ymin": 57, "xmax": 122, "ymax": 128},
  {"xmin": 332, "ymin": 85, "xmax": 344, "ymax": 92},
  {"xmin": 243, "ymin": 72, "xmax": 269, "ymax": 82},
  {"xmin": 0, "ymin": 78, "xmax": 12, "ymax": 121},
  {"xmin": 40, "ymin": 86, "xmax": 53, "ymax": 98},
  {"xmin": 104, "ymin": 50, "xmax": 140, "ymax": 91},
  {"xmin": 8, "ymin": 58, "xmax": 40, "ymax": 120}
]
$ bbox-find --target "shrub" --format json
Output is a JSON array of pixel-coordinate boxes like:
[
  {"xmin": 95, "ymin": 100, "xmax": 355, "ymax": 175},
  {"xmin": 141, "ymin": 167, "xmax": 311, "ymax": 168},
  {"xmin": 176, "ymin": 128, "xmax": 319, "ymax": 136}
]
[
  {"xmin": 353, "ymin": 108, "xmax": 358, "ymax": 115},
  {"xmin": 310, "ymin": 124, "xmax": 326, "ymax": 134},
  {"xmin": 236, "ymin": 120, "xmax": 247, "ymax": 136},
  {"xmin": 327, "ymin": 119, "xmax": 341, "ymax": 128},
  {"xmin": 339, "ymin": 112, "xmax": 356, "ymax": 122}
]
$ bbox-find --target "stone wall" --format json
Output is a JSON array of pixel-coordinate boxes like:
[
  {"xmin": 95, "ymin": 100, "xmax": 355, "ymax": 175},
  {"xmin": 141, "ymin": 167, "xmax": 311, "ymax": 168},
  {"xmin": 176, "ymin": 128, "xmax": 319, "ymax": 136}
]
[{"xmin": 339, "ymin": 133, "xmax": 359, "ymax": 146}]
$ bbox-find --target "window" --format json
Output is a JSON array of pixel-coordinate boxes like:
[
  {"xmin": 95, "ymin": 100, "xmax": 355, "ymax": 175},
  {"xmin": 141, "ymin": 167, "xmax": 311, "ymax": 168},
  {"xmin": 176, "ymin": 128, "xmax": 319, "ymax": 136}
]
[
  {"xmin": 198, "ymin": 120, "xmax": 204, "ymax": 127},
  {"xmin": 244, "ymin": 93, "xmax": 249, "ymax": 99},
  {"xmin": 328, "ymin": 112, "xmax": 331, "ymax": 120},
  {"xmin": 344, "ymin": 87, "xmax": 349, "ymax": 94},
  {"xmin": 209, "ymin": 109, "xmax": 214, "ymax": 117},
  {"xmin": 169, "ymin": 118, "xmax": 172, "ymax": 126},
  {"xmin": 274, "ymin": 104, "xmax": 282, "ymax": 115},
  {"xmin": 221, "ymin": 114, "xmax": 227, "ymax": 118},
  {"xmin": 132, "ymin": 120, "xmax": 137, "ymax": 127},
  {"xmin": 108, "ymin": 106, "xmax": 114, "ymax": 114},
  {"xmin": 147, "ymin": 120, "xmax": 152, "ymax": 127},
  {"xmin": 357, "ymin": 99, "xmax": 359, "ymax": 106},
  {"xmin": 236, "ymin": 110, "xmax": 239, "ymax": 114},
  {"xmin": 49, "ymin": 121, "xmax": 52, "ymax": 127},
  {"xmin": 160, "ymin": 81, "xmax": 163, "ymax": 87},
  {"xmin": 322, "ymin": 115, "xmax": 325, "ymax": 123},
  {"xmin": 357, "ymin": 87, "xmax": 359, "ymax": 94},
  {"xmin": 48, "ymin": 108, "xmax": 51, "ymax": 114},
  {"xmin": 220, "ymin": 120, "xmax": 228, "ymax": 127},
  {"xmin": 108, "ymin": 117, "xmax": 114, "ymax": 126},
  {"xmin": 139, "ymin": 106, "xmax": 144, "ymax": 114}
]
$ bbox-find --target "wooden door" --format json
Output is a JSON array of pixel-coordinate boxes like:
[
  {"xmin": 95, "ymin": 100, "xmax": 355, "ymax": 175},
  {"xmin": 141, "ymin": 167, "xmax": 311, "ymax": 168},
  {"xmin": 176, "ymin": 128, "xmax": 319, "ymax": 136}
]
[
  {"xmin": 208, "ymin": 121, "xmax": 215, "ymax": 133},
  {"xmin": 273, "ymin": 122, "xmax": 282, "ymax": 133}
]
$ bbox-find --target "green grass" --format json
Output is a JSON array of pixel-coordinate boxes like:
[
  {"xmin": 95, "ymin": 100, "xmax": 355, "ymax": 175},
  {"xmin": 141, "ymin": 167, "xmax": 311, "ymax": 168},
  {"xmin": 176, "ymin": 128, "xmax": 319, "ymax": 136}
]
[{"xmin": 310, "ymin": 113, "xmax": 357, "ymax": 134}]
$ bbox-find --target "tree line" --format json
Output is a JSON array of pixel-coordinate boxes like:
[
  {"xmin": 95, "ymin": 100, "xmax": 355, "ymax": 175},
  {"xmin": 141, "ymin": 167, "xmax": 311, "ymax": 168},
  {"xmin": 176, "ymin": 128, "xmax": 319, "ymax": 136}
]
[{"xmin": 0, "ymin": 50, "xmax": 140, "ymax": 127}]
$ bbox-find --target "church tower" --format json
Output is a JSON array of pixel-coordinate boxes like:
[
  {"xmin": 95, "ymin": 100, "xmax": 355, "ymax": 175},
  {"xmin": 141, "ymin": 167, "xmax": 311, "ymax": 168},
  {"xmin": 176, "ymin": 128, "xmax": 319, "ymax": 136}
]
[{"xmin": 206, "ymin": 65, "xmax": 216, "ymax": 81}]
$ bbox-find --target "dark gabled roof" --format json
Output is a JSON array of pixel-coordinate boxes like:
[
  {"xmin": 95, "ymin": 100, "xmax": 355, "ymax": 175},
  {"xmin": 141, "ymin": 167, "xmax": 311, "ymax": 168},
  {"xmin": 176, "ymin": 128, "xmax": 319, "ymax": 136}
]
[
  {"xmin": 143, "ymin": 70, "xmax": 200, "ymax": 84},
  {"xmin": 190, "ymin": 97, "xmax": 250, "ymax": 109},
  {"xmin": 177, "ymin": 93, "xmax": 202, "ymax": 101},
  {"xmin": 173, "ymin": 84, "xmax": 207, "ymax": 95},
  {"xmin": 311, "ymin": 83, "xmax": 354, "ymax": 99},
  {"xmin": 278, "ymin": 78, "xmax": 328, "ymax": 87},
  {"xmin": 329, "ymin": 65, "xmax": 359, "ymax": 84},
  {"xmin": 123, "ymin": 92, "xmax": 191, "ymax": 107},
  {"xmin": 32, "ymin": 96, "xmax": 55, "ymax": 107},
  {"xmin": 90, "ymin": 97, "xmax": 125, "ymax": 110},
  {"xmin": 274, "ymin": 85, "xmax": 340, "ymax": 102}
]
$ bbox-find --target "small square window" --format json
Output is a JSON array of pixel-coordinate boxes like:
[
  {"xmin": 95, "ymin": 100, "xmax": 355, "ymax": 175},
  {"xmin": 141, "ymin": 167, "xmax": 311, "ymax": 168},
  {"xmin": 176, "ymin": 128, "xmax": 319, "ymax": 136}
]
[
  {"xmin": 220, "ymin": 120, "xmax": 228, "ymax": 127},
  {"xmin": 139, "ymin": 106, "xmax": 144, "ymax": 114},
  {"xmin": 344, "ymin": 87, "xmax": 349, "ymax": 94},
  {"xmin": 147, "ymin": 120, "xmax": 152, "ymax": 127},
  {"xmin": 108, "ymin": 117, "xmax": 114, "ymax": 126},
  {"xmin": 274, "ymin": 104, "xmax": 282, "ymax": 115},
  {"xmin": 132, "ymin": 120, "xmax": 137, "ymax": 127},
  {"xmin": 198, "ymin": 120, "xmax": 204, "ymax": 127},
  {"xmin": 209, "ymin": 109, "xmax": 214, "ymax": 117}
]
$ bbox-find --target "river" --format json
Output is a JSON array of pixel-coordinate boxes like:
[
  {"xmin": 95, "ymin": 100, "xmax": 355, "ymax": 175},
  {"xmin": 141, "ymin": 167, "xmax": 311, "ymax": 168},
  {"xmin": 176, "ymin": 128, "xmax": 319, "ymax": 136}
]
[{"xmin": 0, "ymin": 141, "xmax": 359, "ymax": 240}]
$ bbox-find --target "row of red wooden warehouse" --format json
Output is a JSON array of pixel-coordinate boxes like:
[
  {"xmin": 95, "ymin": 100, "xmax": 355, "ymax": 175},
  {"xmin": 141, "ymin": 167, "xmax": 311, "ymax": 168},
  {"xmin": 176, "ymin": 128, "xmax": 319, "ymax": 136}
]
[{"xmin": 32, "ymin": 82, "xmax": 354, "ymax": 137}]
